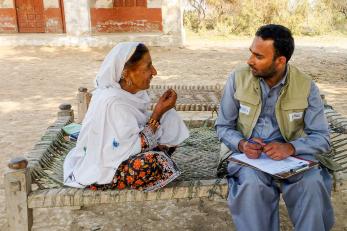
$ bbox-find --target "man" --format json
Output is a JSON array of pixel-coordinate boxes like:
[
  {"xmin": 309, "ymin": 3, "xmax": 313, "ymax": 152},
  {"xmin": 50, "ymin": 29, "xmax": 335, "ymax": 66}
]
[{"xmin": 215, "ymin": 24, "xmax": 334, "ymax": 231}]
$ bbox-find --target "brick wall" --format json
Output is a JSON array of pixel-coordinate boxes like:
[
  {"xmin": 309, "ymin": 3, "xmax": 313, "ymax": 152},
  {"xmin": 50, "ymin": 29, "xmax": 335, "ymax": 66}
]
[
  {"xmin": 90, "ymin": 0, "xmax": 163, "ymax": 33},
  {"xmin": 0, "ymin": 0, "xmax": 65, "ymax": 33},
  {"xmin": 43, "ymin": 7, "xmax": 64, "ymax": 33},
  {"xmin": 43, "ymin": 0, "xmax": 64, "ymax": 33},
  {"xmin": 91, "ymin": 7, "xmax": 162, "ymax": 33},
  {"xmin": 0, "ymin": 8, "xmax": 17, "ymax": 33},
  {"xmin": 0, "ymin": 0, "xmax": 164, "ymax": 33}
]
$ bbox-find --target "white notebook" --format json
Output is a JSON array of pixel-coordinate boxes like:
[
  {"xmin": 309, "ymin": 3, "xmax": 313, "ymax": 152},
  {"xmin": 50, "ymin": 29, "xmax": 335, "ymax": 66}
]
[{"xmin": 231, "ymin": 153, "xmax": 310, "ymax": 175}]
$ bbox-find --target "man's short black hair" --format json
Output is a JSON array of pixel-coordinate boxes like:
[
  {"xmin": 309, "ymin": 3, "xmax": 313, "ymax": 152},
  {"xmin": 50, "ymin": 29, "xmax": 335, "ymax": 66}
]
[{"xmin": 255, "ymin": 24, "xmax": 294, "ymax": 63}]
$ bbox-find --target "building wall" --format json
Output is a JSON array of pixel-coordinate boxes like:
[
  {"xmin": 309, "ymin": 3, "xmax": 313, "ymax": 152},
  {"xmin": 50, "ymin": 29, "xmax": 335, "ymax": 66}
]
[
  {"xmin": 90, "ymin": 0, "xmax": 163, "ymax": 33},
  {"xmin": 43, "ymin": 0, "xmax": 64, "ymax": 33},
  {"xmin": 0, "ymin": 0, "xmax": 64, "ymax": 33},
  {"xmin": 0, "ymin": 0, "xmax": 182, "ymax": 38},
  {"xmin": 91, "ymin": 0, "xmax": 113, "ymax": 8},
  {"xmin": 0, "ymin": 0, "xmax": 17, "ymax": 32}
]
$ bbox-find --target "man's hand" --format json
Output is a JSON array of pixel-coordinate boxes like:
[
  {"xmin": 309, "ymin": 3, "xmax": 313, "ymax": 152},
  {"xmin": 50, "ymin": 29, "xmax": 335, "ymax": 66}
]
[
  {"xmin": 263, "ymin": 142, "xmax": 295, "ymax": 160},
  {"xmin": 238, "ymin": 138, "xmax": 266, "ymax": 159}
]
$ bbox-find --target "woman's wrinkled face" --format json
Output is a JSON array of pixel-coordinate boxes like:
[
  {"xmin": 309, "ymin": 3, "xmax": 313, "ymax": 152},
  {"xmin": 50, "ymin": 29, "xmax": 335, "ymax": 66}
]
[{"xmin": 127, "ymin": 52, "xmax": 157, "ymax": 92}]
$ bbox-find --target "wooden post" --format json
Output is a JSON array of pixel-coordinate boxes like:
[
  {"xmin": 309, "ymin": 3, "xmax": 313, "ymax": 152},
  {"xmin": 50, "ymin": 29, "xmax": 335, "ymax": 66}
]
[
  {"xmin": 4, "ymin": 157, "xmax": 33, "ymax": 231},
  {"xmin": 58, "ymin": 103, "xmax": 74, "ymax": 120},
  {"xmin": 77, "ymin": 87, "xmax": 91, "ymax": 123},
  {"xmin": 320, "ymin": 94, "xmax": 328, "ymax": 106}
]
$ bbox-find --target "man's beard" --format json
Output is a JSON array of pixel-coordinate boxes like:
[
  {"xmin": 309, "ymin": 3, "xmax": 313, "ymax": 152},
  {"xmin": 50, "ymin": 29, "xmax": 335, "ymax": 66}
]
[{"xmin": 250, "ymin": 62, "xmax": 277, "ymax": 79}]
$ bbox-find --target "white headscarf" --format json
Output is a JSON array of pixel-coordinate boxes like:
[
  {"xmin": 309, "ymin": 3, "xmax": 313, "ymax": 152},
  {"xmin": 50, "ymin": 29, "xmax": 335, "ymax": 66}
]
[
  {"xmin": 95, "ymin": 41, "xmax": 138, "ymax": 88},
  {"xmin": 64, "ymin": 42, "xmax": 189, "ymax": 187},
  {"xmin": 93, "ymin": 41, "xmax": 151, "ymax": 107}
]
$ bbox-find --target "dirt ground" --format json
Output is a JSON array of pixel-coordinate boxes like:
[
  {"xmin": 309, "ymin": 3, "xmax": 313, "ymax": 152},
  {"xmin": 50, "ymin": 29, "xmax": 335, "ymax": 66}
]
[{"xmin": 0, "ymin": 36, "xmax": 347, "ymax": 230}]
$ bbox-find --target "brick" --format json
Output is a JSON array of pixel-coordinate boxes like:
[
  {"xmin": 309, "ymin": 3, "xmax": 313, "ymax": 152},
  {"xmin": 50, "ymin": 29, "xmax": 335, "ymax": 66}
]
[
  {"xmin": 114, "ymin": 0, "xmax": 124, "ymax": 7},
  {"xmin": 125, "ymin": 0, "xmax": 135, "ymax": 7},
  {"xmin": 136, "ymin": 0, "xmax": 147, "ymax": 7},
  {"xmin": 90, "ymin": 7, "xmax": 162, "ymax": 33}
]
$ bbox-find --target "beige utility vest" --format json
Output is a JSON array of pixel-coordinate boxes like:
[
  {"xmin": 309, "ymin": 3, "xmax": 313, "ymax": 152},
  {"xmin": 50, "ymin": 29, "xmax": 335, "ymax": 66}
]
[{"xmin": 234, "ymin": 64, "xmax": 312, "ymax": 142}]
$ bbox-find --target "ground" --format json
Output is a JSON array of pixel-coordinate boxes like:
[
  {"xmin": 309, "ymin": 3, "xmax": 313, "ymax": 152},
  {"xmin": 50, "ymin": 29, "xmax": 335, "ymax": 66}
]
[{"xmin": 0, "ymin": 36, "xmax": 347, "ymax": 230}]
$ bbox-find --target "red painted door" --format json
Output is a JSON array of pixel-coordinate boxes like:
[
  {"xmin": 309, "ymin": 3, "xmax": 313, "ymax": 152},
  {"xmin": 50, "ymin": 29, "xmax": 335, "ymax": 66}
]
[{"xmin": 15, "ymin": 0, "xmax": 44, "ymax": 33}]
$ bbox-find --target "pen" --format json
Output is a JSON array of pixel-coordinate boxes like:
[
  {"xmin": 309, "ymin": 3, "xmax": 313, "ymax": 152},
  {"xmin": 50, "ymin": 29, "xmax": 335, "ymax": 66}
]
[
  {"xmin": 247, "ymin": 139, "xmax": 259, "ymax": 145},
  {"xmin": 246, "ymin": 138, "xmax": 271, "ymax": 145},
  {"xmin": 246, "ymin": 139, "xmax": 266, "ymax": 152},
  {"xmin": 290, "ymin": 164, "xmax": 309, "ymax": 173}
]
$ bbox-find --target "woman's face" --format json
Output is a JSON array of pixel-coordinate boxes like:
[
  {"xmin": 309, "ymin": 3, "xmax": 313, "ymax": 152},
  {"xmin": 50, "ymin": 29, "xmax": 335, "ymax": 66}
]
[{"xmin": 127, "ymin": 52, "xmax": 157, "ymax": 92}]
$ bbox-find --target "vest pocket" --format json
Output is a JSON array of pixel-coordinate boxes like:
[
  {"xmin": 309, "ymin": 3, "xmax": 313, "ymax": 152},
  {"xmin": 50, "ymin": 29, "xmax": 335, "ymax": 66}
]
[
  {"xmin": 234, "ymin": 93, "xmax": 260, "ymax": 137},
  {"xmin": 280, "ymin": 99, "xmax": 307, "ymax": 140}
]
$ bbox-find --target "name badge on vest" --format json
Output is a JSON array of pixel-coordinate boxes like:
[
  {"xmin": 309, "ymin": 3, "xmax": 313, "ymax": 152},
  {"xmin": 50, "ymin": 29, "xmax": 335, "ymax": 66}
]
[
  {"xmin": 289, "ymin": 112, "xmax": 303, "ymax": 122},
  {"xmin": 240, "ymin": 104, "xmax": 251, "ymax": 115}
]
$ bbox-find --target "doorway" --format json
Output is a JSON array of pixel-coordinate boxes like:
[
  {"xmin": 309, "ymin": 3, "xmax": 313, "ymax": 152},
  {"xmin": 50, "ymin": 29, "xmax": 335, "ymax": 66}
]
[{"xmin": 15, "ymin": 0, "xmax": 45, "ymax": 33}]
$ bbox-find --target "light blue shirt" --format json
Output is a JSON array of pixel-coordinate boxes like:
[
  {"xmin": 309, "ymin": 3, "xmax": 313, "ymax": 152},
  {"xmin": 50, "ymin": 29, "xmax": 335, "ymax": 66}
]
[{"xmin": 215, "ymin": 66, "xmax": 331, "ymax": 156}]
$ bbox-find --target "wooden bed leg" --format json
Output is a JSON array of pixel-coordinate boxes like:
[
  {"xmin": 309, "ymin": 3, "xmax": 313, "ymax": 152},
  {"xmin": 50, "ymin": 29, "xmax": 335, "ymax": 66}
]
[
  {"xmin": 77, "ymin": 87, "xmax": 91, "ymax": 123},
  {"xmin": 4, "ymin": 157, "xmax": 33, "ymax": 231},
  {"xmin": 58, "ymin": 103, "xmax": 74, "ymax": 120},
  {"xmin": 321, "ymin": 94, "xmax": 328, "ymax": 105}
]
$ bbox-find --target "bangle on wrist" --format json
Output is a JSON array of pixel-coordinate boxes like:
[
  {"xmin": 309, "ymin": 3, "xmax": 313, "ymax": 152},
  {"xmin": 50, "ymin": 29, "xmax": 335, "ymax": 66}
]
[{"xmin": 147, "ymin": 117, "xmax": 160, "ymax": 129}]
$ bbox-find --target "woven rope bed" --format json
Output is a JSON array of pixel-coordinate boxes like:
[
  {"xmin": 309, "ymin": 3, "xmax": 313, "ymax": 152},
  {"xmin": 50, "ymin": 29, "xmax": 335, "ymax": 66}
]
[
  {"xmin": 30, "ymin": 124, "xmax": 221, "ymax": 191},
  {"xmin": 4, "ymin": 85, "xmax": 347, "ymax": 231},
  {"xmin": 28, "ymin": 114, "xmax": 347, "ymax": 190}
]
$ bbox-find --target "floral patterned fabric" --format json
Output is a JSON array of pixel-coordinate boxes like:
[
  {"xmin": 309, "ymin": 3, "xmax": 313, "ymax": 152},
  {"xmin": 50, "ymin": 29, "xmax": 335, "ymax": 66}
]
[
  {"xmin": 89, "ymin": 124, "xmax": 180, "ymax": 192},
  {"xmin": 90, "ymin": 151, "xmax": 180, "ymax": 192},
  {"xmin": 140, "ymin": 125, "xmax": 158, "ymax": 151}
]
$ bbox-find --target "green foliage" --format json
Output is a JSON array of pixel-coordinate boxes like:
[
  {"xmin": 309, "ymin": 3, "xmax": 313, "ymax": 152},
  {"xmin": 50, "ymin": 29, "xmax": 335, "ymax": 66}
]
[
  {"xmin": 184, "ymin": 0, "xmax": 347, "ymax": 36},
  {"xmin": 184, "ymin": 11, "xmax": 202, "ymax": 33}
]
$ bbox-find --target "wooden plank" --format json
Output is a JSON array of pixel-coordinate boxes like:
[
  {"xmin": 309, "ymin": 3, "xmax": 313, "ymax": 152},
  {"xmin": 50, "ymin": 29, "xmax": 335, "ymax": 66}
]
[{"xmin": 28, "ymin": 179, "xmax": 228, "ymax": 208}]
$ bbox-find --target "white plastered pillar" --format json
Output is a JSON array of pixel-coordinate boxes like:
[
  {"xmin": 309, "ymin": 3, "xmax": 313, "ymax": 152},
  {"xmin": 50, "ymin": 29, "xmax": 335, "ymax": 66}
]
[
  {"xmin": 160, "ymin": 0, "xmax": 185, "ymax": 45},
  {"xmin": 63, "ymin": 0, "xmax": 91, "ymax": 36}
]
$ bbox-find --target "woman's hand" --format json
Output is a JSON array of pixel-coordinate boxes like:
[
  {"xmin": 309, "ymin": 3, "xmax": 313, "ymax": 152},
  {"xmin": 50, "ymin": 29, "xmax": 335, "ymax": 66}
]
[{"xmin": 152, "ymin": 89, "xmax": 177, "ymax": 120}]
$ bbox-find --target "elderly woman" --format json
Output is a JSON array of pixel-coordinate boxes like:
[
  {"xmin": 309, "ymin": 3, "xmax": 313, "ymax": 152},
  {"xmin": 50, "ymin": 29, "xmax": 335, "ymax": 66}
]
[{"xmin": 63, "ymin": 42, "xmax": 189, "ymax": 192}]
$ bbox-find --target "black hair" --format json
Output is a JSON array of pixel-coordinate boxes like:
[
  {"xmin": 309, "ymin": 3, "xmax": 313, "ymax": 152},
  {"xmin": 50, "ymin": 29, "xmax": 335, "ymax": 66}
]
[
  {"xmin": 124, "ymin": 43, "xmax": 149, "ymax": 70},
  {"xmin": 255, "ymin": 24, "xmax": 294, "ymax": 63}
]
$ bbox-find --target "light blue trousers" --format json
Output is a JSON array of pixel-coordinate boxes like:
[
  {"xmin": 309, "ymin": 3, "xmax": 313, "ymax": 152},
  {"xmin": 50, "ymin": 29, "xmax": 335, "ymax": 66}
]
[{"xmin": 227, "ymin": 159, "xmax": 334, "ymax": 231}]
